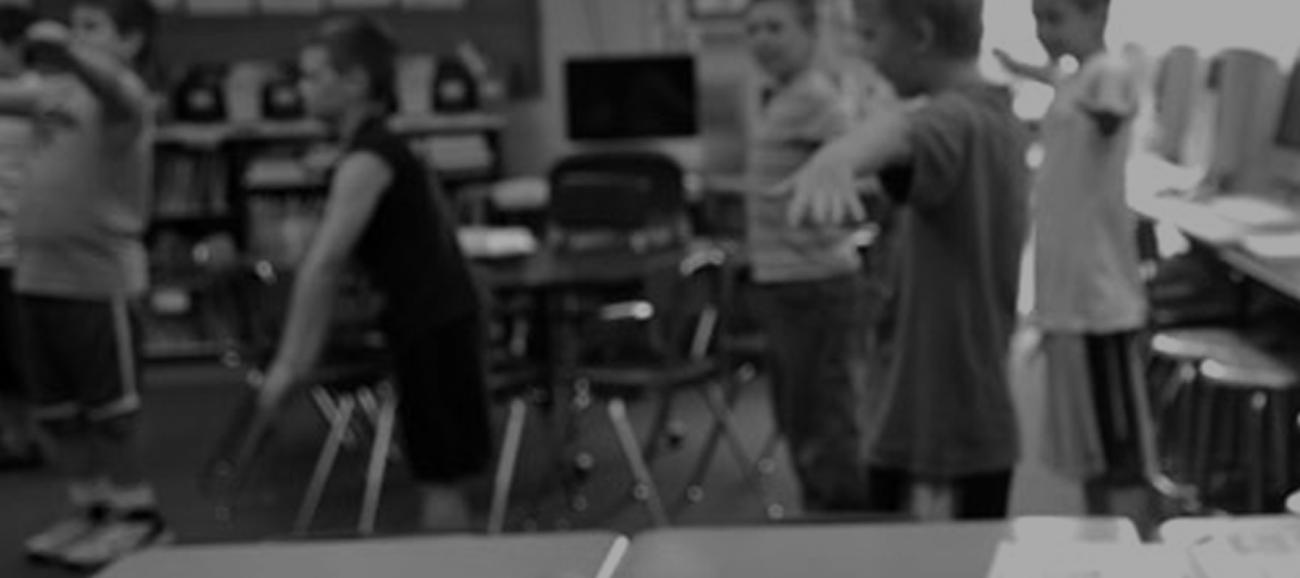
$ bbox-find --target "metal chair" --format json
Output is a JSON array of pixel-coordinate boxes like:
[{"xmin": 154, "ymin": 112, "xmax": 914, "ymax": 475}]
[
  {"xmin": 199, "ymin": 262, "xmax": 397, "ymax": 536},
  {"xmin": 546, "ymin": 151, "xmax": 690, "ymax": 254},
  {"xmin": 1148, "ymin": 328, "xmax": 1300, "ymax": 513},
  {"xmin": 563, "ymin": 245, "xmax": 776, "ymax": 526}
]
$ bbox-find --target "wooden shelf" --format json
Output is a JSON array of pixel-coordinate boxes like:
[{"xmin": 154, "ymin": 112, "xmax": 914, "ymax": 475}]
[
  {"xmin": 156, "ymin": 112, "xmax": 507, "ymax": 148},
  {"xmin": 151, "ymin": 214, "xmax": 236, "ymax": 230},
  {"xmin": 144, "ymin": 340, "xmax": 231, "ymax": 362}
]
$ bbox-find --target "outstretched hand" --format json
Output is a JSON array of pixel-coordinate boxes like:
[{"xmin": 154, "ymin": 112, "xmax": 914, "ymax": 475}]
[{"xmin": 782, "ymin": 147, "xmax": 866, "ymax": 227}]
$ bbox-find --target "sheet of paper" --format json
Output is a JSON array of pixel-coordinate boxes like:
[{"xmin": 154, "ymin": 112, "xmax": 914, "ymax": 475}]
[
  {"xmin": 1190, "ymin": 526, "xmax": 1300, "ymax": 578},
  {"xmin": 985, "ymin": 542, "xmax": 1195, "ymax": 578},
  {"xmin": 258, "ymin": 0, "xmax": 323, "ymax": 13},
  {"xmin": 186, "ymin": 0, "xmax": 255, "ymax": 14}
]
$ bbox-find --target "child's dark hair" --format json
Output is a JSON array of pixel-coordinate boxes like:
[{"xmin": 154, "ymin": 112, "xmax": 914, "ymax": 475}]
[
  {"xmin": 749, "ymin": 0, "xmax": 819, "ymax": 31},
  {"xmin": 72, "ymin": 0, "xmax": 158, "ymax": 65},
  {"xmin": 880, "ymin": 0, "xmax": 984, "ymax": 59},
  {"xmin": 0, "ymin": 4, "xmax": 36, "ymax": 46},
  {"xmin": 1071, "ymin": 0, "xmax": 1111, "ymax": 14},
  {"xmin": 309, "ymin": 16, "xmax": 399, "ymax": 111}
]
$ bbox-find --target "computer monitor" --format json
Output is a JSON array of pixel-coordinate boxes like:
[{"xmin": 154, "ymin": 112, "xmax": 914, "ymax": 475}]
[
  {"xmin": 564, "ymin": 55, "xmax": 699, "ymax": 141},
  {"xmin": 1203, "ymin": 49, "xmax": 1283, "ymax": 191},
  {"xmin": 1269, "ymin": 55, "xmax": 1300, "ymax": 189}
]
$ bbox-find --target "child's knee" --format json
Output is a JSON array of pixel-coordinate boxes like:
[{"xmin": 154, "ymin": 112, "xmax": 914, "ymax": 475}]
[
  {"xmin": 32, "ymin": 405, "xmax": 85, "ymax": 438},
  {"xmin": 88, "ymin": 411, "xmax": 140, "ymax": 442}
]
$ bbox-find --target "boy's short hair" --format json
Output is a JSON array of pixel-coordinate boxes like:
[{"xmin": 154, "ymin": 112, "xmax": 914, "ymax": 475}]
[
  {"xmin": 74, "ymin": 0, "xmax": 157, "ymax": 40},
  {"xmin": 0, "ymin": 5, "xmax": 36, "ymax": 46},
  {"xmin": 73, "ymin": 0, "xmax": 158, "ymax": 63},
  {"xmin": 1071, "ymin": 0, "xmax": 1111, "ymax": 13},
  {"xmin": 880, "ymin": 0, "xmax": 984, "ymax": 59},
  {"xmin": 310, "ymin": 16, "xmax": 399, "ymax": 111},
  {"xmin": 749, "ymin": 0, "xmax": 819, "ymax": 31}
]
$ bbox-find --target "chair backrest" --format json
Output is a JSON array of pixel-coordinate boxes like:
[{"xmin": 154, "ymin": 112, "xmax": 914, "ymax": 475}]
[
  {"xmin": 214, "ymin": 261, "xmax": 385, "ymax": 368},
  {"xmin": 547, "ymin": 151, "xmax": 689, "ymax": 252},
  {"xmin": 640, "ymin": 246, "xmax": 730, "ymax": 363}
]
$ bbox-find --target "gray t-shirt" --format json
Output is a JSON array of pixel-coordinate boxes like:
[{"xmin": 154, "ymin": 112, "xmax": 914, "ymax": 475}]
[
  {"xmin": 16, "ymin": 71, "xmax": 152, "ymax": 297},
  {"xmin": 867, "ymin": 83, "xmax": 1029, "ymax": 476},
  {"xmin": 745, "ymin": 70, "xmax": 861, "ymax": 283}
]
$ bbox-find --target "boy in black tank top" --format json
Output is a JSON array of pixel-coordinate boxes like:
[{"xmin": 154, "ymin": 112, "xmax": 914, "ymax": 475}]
[{"xmin": 257, "ymin": 16, "xmax": 490, "ymax": 531}]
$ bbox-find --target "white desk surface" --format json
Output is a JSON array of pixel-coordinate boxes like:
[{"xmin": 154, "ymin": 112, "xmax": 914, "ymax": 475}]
[
  {"xmin": 1159, "ymin": 515, "xmax": 1300, "ymax": 547},
  {"xmin": 611, "ymin": 518, "xmax": 1139, "ymax": 578},
  {"xmin": 1130, "ymin": 190, "xmax": 1300, "ymax": 302},
  {"xmin": 95, "ymin": 531, "xmax": 629, "ymax": 578}
]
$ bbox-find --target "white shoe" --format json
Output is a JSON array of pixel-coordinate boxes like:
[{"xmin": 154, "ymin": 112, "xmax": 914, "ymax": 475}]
[
  {"xmin": 58, "ymin": 515, "xmax": 174, "ymax": 571},
  {"xmin": 419, "ymin": 486, "xmax": 473, "ymax": 532},
  {"xmin": 24, "ymin": 510, "xmax": 104, "ymax": 563}
]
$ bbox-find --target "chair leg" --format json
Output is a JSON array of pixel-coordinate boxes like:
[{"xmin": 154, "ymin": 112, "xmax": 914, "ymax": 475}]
[
  {"xmin": 1250, "ymin": 392, "xmax": 1268, "ymax": 513},
  {"xmin": 1191, "ymin": 377, "xmax": 1217, "ymax": 491},
  {"xmin": 1128, "ymin": 349, "xmax": 1202, "ymax": 513},
  {"xmin": 1177, "ymin": 365, "xmax": 1200, "ymax": 482},
  {"xmin": 607, "ymin": 398, "xmax": 670, "ymax": 527},
  {"xmin": 359, "ymin": 385, "xmax": 398, "ymax": 536},
  {"xmin": 312, "ymin": 389, "xmax": 357, "ymax": 448},
  {"xmin": 756, "ymin": 430, "xmax": 783, "ymax": 475},
  {"xmin": 642, "ymin": 393, "xmax": 677, "ymax": 463},
  {"xmin": 489, "ymin": 397, "xmax": 529, "ymax": 534},
  {"xmin": 1270, "ymin": 395, "xmax": 1290, "ymax": 502},
  {"xmin": 294, "ymin": 396, "xmax": 357, "ymax": 536},
  {"xmin": 684, "ymin": 382, "xmax": 765, "ymax": 503},
  {"xmin": 682, "ymin": 397, "xmax": 726, "ymax": 503}
]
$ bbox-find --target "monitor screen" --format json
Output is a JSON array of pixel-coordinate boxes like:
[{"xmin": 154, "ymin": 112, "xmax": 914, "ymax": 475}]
[
  {"xmin": 565, "ymin": 55, "xmax": 698, "ymax": 141},
  {"xmin": 1275, "ymin": 57, "xmax": 1300, "ymax": 150}
]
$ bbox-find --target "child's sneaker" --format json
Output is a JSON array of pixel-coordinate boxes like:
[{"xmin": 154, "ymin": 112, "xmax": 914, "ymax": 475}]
[
  {"xmin": 57, "ymin": 511, "xmax": 173, "ymax": 572},
  {"xmin": 24, "ymin": 506, "xmax": 106, "ymax": 564}
]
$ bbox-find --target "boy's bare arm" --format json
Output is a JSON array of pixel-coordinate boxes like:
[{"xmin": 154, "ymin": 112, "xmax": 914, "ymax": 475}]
[
  {"xmin": 782, "ymin": 107, "xmax": 913, "ymax": 226},
  {"xmin": 0, "ymin": 82, "xmax": 41, "ymax": 117},
  {"xmin": 994, "ymin": 49, "xmax": 1058, "ymax": 86},
  {"xmin": 28, "ymin": 22, "xmax": 148, "ymax": 125}
]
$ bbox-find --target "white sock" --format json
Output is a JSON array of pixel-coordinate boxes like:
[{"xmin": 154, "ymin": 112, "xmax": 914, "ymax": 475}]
[
  {"xmin": 107, "ymin": 484, "xmax": 158, "ymax": 514},
  {"xmin": 68, "ymin": 479, "xmax": 111, "ymax": 510}
]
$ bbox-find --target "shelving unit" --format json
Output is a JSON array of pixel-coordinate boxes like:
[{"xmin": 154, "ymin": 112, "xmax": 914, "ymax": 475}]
[{"xmin": 144, "ymin": 112, "xmax": 507, "ymax": 361}]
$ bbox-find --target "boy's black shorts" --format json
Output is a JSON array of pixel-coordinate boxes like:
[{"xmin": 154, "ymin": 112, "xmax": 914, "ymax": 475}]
[
  {"xmin": 17, "ymin": 294, "xmax": 142, "ymax": 423},
  {"xmin": 0, "ymin": 269, "xmax": 23, "ymax": 399}
]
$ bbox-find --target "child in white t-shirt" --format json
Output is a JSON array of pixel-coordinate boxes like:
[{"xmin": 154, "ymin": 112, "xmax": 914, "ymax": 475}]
[
  {"xmin": 0, "ymin": 3, "xmax": 42, "ymax": 472},
  {"xmin": 0, "ymin": 0, "xmax": 167, "ymax": 569},
  {"xmin": 1000, "ymin": 0, "xmax": 1150, "ymax": 514}
]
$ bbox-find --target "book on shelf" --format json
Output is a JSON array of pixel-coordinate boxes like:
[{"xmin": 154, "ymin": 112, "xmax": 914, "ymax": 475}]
[
  {"xmin": 416, "ymin": 134, "xmax": 494, "ymax": 172},
  {"xmin": 154, "ymin": 154, "xmax": 229, "ymax": 218}
]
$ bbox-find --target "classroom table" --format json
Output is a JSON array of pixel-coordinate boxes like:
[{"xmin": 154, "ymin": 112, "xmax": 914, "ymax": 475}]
[
  {"xmin": 610, "ymin": 518, "xmax": 1140, "ymax": 578},
  {"xmin": 472, "ymin": 238, "xmax": 742, "ymax": 292},
  {"xmin": 1159, "ymin": 514, "xmax": 1300, "ymax": 547},
  {"xmin": 1129, "ymin": 189, "xmax": 1300, "ymax": 302},
  {"xmin": 95, "ymin": 531, "xmax": 629, "ymax": 578}
]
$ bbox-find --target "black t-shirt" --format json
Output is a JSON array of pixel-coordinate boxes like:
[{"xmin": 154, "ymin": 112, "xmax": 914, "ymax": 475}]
[{"xmin": 346, "ymin": 116, "xmax": 481, "ymax": 341}]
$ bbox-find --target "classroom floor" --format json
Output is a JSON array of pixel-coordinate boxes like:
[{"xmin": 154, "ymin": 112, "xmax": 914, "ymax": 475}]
[{"xmin": 0, "ymin": 329, "xmax": 1137, "ymax": 578}]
